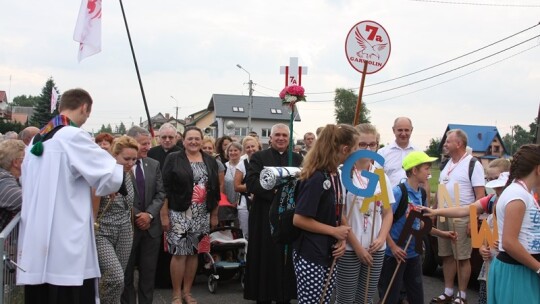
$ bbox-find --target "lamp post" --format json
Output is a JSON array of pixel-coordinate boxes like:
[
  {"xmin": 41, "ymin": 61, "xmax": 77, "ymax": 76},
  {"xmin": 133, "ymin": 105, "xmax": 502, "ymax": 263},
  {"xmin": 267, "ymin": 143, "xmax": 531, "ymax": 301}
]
[
  {"xmin": 236, "ymin": 64, "xmax": 253, "ymax": 133},
  {"xmin": 170, "ymin": 95, "xmax": 179, "ymax": 127}
]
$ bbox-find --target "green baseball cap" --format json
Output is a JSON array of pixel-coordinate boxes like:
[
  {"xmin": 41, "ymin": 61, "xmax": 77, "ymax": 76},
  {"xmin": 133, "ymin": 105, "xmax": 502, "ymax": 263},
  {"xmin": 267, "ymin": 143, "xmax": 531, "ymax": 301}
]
[{"xmin": 402, "ymin": 151, "xmax": 438, "ymax": 171}]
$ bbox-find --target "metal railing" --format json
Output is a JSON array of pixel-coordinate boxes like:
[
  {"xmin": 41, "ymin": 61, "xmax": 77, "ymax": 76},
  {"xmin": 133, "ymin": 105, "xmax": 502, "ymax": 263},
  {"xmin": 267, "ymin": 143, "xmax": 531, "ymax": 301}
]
[{"xmin": 0, "ymin": 213, "xmax": 23, "ymax": 304}]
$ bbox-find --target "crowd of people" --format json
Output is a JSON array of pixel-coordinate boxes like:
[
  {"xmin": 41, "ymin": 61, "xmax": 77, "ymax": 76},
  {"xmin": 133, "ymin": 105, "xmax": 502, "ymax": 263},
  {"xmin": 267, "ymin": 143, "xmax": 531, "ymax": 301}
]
[{"xmin": 1, "ymin": 89, "xmax": 539, "ymax": 304}]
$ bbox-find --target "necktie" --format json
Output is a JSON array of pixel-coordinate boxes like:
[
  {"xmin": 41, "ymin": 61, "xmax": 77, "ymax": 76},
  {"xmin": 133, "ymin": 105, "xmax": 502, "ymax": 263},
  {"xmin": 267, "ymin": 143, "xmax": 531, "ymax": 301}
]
[{"xmin": 135, "ymin": 159, "xmax": 146, "ymax": 209}]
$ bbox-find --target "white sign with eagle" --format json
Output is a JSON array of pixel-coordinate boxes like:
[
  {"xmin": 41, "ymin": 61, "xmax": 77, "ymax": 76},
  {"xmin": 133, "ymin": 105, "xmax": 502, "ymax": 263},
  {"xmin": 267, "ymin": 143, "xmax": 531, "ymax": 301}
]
[{"xmin": 345, "ymin": 20, "xmax": 391, "ymax": 74}]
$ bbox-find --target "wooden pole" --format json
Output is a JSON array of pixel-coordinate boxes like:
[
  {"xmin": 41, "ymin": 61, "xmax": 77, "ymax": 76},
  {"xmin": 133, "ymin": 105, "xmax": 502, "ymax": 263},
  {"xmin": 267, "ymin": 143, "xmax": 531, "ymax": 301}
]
[
  {"xmin": 119, "ymin": 0, "xmax": 154, "ymax": 137},
  {"xmin": 450, "ymin": 218, "xmax": 462, "ymax": 302},
  {"xmin": 364, "ymin": 202, "xmax": 378, "ymax": 304},
  {"xmin": 352, "ymin": 62, "xmax": 369, "ymax": 126},
  {"xmin": 381, "ymin": 235, "xmax": 413, "ymax": 304}
]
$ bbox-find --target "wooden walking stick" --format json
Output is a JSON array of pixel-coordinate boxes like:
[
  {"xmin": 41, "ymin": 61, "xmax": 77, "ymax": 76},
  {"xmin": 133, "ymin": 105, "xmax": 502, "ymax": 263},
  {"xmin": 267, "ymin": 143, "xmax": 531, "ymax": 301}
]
[
  {"xmin": 364, "ymin": 201, "xmax": 378, "ymax": 304},
  {"xmin": 320, "ymin": 176, "xmax": 345, "ymax": 304},
  {"xmin": 449, "ymin": 218, "xmax": 462, "ymax": 301},
  {"xmin": 381, "ymin": 234, "xmax": 413, "ymax": 304}
]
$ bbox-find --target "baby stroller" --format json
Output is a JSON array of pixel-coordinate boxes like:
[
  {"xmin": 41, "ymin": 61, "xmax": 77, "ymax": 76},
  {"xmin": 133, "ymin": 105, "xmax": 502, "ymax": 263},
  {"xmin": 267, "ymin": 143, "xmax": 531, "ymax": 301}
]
[{"xmin": 200, "ymin": 226, "xmax": 247, "ymax": 293}]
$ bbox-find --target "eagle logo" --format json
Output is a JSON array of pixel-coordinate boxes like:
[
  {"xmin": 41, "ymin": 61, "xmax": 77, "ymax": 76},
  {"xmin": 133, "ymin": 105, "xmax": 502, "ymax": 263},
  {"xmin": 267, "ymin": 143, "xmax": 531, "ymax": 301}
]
[{"xmin": 355, "ymin": 27, "xmax": 387, "ymax": 59}]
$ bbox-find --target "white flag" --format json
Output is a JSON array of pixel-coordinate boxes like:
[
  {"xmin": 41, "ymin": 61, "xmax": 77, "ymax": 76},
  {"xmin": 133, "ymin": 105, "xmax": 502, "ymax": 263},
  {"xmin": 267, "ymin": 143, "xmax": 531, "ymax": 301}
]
[
  {"xmin": 50, "ymin": 89, "xmax": 59, "ymax": 113},
  {"xmin": 73, "ymin": 0, "xmax": 102, "ymax": 62}
]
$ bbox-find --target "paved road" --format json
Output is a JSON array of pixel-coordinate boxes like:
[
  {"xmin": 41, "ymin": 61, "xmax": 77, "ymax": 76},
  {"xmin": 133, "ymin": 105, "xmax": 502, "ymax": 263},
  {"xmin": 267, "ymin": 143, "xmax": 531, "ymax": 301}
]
[{"xmin": 153, "ymin": 268, "xmax": 479, "ymax": 303}]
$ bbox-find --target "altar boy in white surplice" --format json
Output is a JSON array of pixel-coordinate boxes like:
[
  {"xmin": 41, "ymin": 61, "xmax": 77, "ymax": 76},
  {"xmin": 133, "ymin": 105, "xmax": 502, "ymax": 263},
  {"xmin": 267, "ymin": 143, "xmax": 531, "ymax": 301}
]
[{"xmin": 17, "ymin": 88, "xmax": 125, "ymax": 304}]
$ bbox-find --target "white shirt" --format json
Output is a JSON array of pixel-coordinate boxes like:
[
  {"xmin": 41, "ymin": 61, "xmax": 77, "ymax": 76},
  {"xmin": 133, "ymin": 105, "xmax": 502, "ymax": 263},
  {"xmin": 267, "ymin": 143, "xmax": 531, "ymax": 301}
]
[
  {"xmin": 236, "ymin": 160, "xmax": 248, "ymax": 210},
  {"xmin": 439, "ymin": 154, "xmax": 485, "ymax": 206},
  {"xmin": 377, "ymin": 141, "xmax": 417, "ymax": 187},
  {"xmin": 18, "ymin": 126, "xmax": 123, "ymax": 286},
  {"xmin": 342, "ymin": 165, "xmax": 395, "ymax": 251},
  {"xmin": 496, "ymin": 182, "xmax": 540, "ymax": 254}
]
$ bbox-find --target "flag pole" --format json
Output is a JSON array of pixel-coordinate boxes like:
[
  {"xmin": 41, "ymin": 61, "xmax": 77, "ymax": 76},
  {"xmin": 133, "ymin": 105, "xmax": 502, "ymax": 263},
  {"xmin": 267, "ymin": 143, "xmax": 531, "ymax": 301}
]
[{"xmin": 118, "ymin": 0, "xmax": 154, "ymax": 137}]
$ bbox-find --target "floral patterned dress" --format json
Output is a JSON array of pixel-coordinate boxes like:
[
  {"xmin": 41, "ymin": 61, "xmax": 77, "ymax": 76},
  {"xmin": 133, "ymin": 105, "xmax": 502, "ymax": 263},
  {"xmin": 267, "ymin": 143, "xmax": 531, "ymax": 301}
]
[{"xmin": 166, "ymin": 162, "xmax": 210, "ymax": 256}]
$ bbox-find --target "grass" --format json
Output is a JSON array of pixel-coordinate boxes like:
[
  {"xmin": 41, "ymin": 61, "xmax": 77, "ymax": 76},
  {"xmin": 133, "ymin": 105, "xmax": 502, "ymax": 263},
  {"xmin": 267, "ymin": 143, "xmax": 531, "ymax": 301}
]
[{"xmin": 429, "ymin": 164, "xmax": 441, "ymax": 194}]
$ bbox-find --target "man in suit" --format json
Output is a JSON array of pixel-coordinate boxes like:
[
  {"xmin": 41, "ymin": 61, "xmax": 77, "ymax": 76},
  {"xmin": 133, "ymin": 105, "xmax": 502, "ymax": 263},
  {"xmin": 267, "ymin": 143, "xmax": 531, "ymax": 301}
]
[
  {"xmin": 122, "ymin": 126, "xmax": 166, "ymax": 304},
  {"xmin": 147, "ymin": 123, "xmax": 181, "ymax": 288},
  {"xmin": 244, "ymin": 123, "xmax": 303, "ymax": 304}
]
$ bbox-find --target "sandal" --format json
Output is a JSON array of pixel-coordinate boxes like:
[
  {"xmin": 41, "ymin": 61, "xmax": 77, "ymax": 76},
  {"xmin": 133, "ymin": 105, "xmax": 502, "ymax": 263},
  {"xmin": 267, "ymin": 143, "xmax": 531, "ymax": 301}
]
[
  {"xmin": 171, "ymin": 296, "xmax": 182, "ymax": 304},
  {"xmin": 430, "ymin": 293, "xmax": 453, "ymax": 304},
  {"xmin": 182, "ymin": 293, "xmax": 198, "ymax": 304},
  {"xmin": 453, "ymin": 298, "xmax": 467, "ymax": 304}
]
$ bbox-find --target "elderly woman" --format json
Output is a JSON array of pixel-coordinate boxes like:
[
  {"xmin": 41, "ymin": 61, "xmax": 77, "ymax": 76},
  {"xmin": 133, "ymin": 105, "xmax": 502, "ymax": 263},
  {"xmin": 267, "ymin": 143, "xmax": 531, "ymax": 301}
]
[
  {"xmin": 0, "ymin": 139, "xmax": 25, "ymax": 230},
  {"xmin": 233, "ymin": 136, "xmax": 260, "ymax": 239},
  {"xmin": 92, "ymin": 136, "xmax": 138, "ymax": 304},
  {"xmin": 95, "ymin": 132, "xmax": 114, "ymax": 152},
  {"xmin": 162, "ymin": 126, "xmax": 220, "ymax": 304}
]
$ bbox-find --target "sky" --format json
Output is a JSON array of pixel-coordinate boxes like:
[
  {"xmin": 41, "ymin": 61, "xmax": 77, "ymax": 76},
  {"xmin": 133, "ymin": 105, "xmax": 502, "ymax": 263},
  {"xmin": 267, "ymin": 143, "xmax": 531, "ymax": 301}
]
[{"xmin": 1, "ymin": 0, "xmax": 539, "ymax": 149}]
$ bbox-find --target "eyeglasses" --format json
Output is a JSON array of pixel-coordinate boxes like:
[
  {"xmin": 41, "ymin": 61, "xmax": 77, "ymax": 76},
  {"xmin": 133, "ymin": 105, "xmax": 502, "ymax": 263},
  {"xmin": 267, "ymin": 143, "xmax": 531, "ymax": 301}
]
[
  {"xmin": 160, "ymin": 135, "xmax": 175, "ymax": 140},
  {"xmin": 358, "ymin": 142, "xmax": 379, "ymax": 149}
]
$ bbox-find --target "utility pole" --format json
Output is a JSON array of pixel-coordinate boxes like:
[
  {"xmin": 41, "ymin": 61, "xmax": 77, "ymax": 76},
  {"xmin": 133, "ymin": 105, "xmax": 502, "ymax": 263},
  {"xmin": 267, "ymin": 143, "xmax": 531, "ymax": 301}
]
[
  {"xmin": 170, "ymin": 96, "xmax": 180, "ymax": 127},
  {"xmin": 536, "ymin": 102, "xmax": 540, "ymax": 144},
  {"xmin": 237, "ymin": 64, "xmax": 253, "ymax": 132},
  {"xmin": 248, "ymin": 79, "xmax": 253, "ymax": 133}
]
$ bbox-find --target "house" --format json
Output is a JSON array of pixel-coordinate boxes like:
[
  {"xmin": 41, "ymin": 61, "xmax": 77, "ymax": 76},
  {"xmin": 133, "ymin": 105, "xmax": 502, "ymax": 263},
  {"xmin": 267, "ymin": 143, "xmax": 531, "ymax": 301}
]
[
  {"xmin": 440, "ymin": 124, "xmax": 508, "ymax": 167},
  {"xmin": 0, "ymin": 91, "xmax": 8, "ymax": 119},
  {"xmin": 194, "ymin": 94, "xmax": 301, "ymax": 141},
  {"xmin": 11, "ymin": 106, "xmax": 34, "ymax": 124},
  {"xmin": 140, "ymin": 112, "xmax": 185, "ymax": 134}
]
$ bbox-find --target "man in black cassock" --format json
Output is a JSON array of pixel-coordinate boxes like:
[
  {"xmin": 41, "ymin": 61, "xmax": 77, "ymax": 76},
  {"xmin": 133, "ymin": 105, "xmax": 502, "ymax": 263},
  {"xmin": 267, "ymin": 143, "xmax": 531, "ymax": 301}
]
[{"xmin": 244, "ymin": 123, "xmax": 303, "ymax": 304}]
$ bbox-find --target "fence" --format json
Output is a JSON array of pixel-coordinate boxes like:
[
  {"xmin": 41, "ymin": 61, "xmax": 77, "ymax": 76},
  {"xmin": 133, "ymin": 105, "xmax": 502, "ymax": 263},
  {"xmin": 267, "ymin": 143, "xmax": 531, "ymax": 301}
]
[{"xmin": 0, "ymin": 213, "xmax": 23, "ymax": 304}]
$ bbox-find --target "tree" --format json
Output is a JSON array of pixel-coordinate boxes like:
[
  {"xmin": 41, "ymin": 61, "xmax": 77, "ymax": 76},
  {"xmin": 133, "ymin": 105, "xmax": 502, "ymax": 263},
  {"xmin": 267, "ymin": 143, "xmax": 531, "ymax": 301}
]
[
  {"xmin": 98, "ymin": 124, "xmax": 113, "ymax": 134},
  {"xmin": 425, "ymin": 137, "xmax": 442, "ymax": 158},
  {"xmin": 501, "ymin": 118, "xmax": 537, "ymax": 155},
  {"xmin": 0, "ymin": 119, "xmax": 25, "ymax": 134},
  {"xmin": 11, "ymin": 95, "xmax": 40, "ymax": 107},
  {"xmin": 30, "ymin": 78, "xmax": 59, "ymax": 127},
  {"xmin": 334, "ymin": 88, "xmax": 370, "ymax": 124},
  {"xmin": 118, "ymin": 122, "xmax": 127, "ymax": 134}
]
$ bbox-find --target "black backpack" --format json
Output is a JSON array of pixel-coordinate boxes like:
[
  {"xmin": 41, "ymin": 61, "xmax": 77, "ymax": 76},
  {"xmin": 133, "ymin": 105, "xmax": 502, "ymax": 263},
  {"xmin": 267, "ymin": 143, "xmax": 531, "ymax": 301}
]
[
  {"xmin": 393, "ymin": 183, "xmax": 427, "ymax": 223},
  {"xmin": 268, "ymin": 176, "xmax": 301, "ymax": 244}
]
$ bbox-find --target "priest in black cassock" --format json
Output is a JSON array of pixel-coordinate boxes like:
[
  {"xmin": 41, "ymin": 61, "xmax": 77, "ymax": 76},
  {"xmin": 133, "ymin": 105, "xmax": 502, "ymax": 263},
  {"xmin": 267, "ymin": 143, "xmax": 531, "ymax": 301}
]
[{"xmin": 244, "ymin": 123, "xmax": 303, "ymax": 304}]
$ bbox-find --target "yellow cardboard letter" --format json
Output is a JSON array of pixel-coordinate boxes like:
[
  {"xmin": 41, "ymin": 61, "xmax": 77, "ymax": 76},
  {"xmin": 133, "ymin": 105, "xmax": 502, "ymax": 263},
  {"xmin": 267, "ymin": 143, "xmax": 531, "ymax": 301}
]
[
  {"xmin": 470, "ymin": 205, "xmax": 498, "ymax": 248},
  {"xmin": 360, "ymin": 169, "xmax": 391, "ymax": 213}
]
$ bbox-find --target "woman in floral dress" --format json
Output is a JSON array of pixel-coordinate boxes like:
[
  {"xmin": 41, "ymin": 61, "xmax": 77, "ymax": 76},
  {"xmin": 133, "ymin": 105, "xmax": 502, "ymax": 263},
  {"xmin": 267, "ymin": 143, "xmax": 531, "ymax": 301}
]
[{"xmin": 162, "ymin": 126, "xmax": 220, "ymax": 304}]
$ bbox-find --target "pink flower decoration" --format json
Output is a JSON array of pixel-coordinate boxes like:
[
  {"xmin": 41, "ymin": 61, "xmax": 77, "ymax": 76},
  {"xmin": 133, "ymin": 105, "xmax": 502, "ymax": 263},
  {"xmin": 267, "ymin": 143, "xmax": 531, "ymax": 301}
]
[
  {"xmin": 279, "ymin": 87, "xmax": 287, "ymax": 100},
  {"xmin": 287, "ymin": 85, "xmax": 305, "ymax": 96}
]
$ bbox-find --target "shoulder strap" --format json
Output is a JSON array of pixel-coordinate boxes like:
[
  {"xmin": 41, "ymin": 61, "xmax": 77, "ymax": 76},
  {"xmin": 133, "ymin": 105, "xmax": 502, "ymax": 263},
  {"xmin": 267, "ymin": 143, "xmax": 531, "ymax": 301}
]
[
  {"xmin": 393, "ymin": 183, "xmax": 409, "ymax": 224},
  {"xmin": 486, "ymin": 194, "xmax": 497, "ymax": 214},
  {"xmin": 468, "ymin": 157, "xmax": 478, "ymax": 181},
  {"xmin": 420, "ymin": 187, "xmax": 427, "ymax": 207}
]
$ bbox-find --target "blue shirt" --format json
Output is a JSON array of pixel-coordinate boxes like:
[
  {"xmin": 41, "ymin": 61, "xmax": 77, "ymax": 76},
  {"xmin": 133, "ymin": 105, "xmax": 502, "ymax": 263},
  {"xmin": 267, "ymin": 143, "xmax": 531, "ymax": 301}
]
[{"xmin": 385, "ymin": 182, "xmax": 425, "ymax": 258}]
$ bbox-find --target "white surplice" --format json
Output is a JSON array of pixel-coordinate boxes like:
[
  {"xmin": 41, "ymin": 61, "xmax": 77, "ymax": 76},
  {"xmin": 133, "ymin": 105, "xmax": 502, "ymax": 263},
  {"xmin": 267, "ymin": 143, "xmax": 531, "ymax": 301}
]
[{"xmin": 17, "ymin": 126, "xmax": 123, "ymax": 286}]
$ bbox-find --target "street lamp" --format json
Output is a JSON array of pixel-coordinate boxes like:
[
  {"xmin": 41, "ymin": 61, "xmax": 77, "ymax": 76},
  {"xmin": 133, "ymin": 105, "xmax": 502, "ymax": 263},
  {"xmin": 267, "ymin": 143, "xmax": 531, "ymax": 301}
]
[
  {"xmin": 236, "ymin": 64, "xmax": 253, "ymax": 133},
  {"xmin": 170, "ymin": 96, "xmax": 179, "ymax": 127}
]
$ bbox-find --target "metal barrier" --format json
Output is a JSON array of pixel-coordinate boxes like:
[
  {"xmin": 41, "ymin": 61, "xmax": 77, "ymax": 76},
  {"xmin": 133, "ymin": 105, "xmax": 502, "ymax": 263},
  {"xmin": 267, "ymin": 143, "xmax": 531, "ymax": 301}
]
[{"xmin": 0, "ymin": 213, "xmax": 23, "ymax": 304}]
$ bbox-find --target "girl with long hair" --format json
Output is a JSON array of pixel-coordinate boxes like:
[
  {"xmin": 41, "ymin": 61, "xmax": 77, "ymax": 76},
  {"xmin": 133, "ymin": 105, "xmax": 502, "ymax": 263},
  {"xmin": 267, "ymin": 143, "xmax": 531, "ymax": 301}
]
[
  {"xmin": 488, "ymin": 144, "xmax": 540, "ymax": 303},
  {"xmin": 292, "ymin": 123, "xmax": 359, "ymax": 304}
]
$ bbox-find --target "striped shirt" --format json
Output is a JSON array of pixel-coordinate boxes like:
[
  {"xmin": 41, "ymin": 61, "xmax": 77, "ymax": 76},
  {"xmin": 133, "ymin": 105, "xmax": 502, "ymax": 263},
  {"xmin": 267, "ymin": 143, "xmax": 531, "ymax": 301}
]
[{"xmin": 0, "ymin": 168, "xmax": 22, "ymax": 230}]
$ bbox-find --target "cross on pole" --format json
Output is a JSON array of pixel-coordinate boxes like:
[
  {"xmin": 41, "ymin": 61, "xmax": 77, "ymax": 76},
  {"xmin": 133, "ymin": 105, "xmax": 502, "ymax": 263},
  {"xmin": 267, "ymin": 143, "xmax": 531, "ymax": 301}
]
[{"xmin": 280, "ymin": 57, "xmax": 308, "ymax": 86}]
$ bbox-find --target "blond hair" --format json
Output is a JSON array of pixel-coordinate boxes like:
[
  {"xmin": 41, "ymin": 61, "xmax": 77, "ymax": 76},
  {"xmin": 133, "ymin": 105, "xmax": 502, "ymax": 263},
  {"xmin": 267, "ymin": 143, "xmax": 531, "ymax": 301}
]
[
  {"xmin": 0, "ymin": 139, "xmax": 25, "ymax": 170},
  {"xmin": 300, "ymin": 124, "xmax": 359, "ymax": 180},
  {"xmin": 111, "ymin": 135, "xmax": 139, "ymax": 156}
]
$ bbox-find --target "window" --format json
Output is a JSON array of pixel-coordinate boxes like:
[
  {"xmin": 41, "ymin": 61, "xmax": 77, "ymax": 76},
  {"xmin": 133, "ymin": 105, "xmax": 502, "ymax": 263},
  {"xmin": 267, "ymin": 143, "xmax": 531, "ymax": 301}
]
[
  {"xmin": 232, "ymin": 106, "xmax": 245, "ymax": 112},
  {"xmin": 270, "ymin": 108, "xmax": 282, "ymax": 114},
  {"xmin": 493, "ymin": 145, "xmax": 500, "ymax": 153},
  {"xmin": 261, "ymin": 128, "xmax": 271, "ymax": 138},
  {"xmin": 234, "ymin": 127, "xmax": 248, "ymax": 136}
]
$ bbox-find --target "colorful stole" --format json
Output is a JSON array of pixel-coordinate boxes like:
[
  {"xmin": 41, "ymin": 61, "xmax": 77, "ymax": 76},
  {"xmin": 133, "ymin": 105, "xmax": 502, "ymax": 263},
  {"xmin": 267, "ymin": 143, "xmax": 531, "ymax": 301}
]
[{"xmin": 30, "ymin": 115, "xmax": 78, "ymax": 156}]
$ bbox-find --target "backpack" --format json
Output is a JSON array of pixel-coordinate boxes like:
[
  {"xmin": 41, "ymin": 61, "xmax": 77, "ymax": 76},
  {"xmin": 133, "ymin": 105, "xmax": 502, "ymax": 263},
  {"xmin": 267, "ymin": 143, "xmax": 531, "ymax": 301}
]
[
  {"xmin": 268, "ymin": 176, "xmax": 301, "ymax": 244},
  {"xmin": 393, "ymin": 183, "xmax": 427, "ymax": 224}
]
